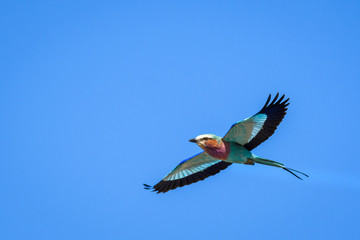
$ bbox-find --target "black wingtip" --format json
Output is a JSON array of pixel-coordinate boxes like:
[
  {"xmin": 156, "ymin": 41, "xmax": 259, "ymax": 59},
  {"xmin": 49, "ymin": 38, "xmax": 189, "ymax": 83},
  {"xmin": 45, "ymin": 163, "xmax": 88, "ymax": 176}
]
[
  {"xmin": 270, "ymin": 93, "xmax": 279, "ymax": 105},
  {"xmin": 143, "ymin": 183, "xmax": 153, "ymax": 190},
  {"xmin": 263, "ymin": 93, "xmax": 289, "ymax": 110},
  {"xmin": 277, "ymin": 94, "xmax": 285, "ymax": 104},
  {"xmin": 264, "ymin": 94, "xmax": 272, "ymax": 107}
]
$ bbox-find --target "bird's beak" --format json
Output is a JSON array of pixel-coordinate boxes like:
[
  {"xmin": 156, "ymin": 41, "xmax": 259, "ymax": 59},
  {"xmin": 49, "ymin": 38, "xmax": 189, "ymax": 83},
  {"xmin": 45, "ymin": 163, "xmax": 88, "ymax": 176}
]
[{"xmin": 189, "ymin": 138, "xmax": 197, "ymax": 143}]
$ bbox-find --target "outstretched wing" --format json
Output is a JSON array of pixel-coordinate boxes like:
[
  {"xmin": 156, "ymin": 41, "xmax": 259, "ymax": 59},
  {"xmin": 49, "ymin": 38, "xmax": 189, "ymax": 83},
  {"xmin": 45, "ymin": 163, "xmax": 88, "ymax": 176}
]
[
  {"xmin": 144, "ymin": 152, "xmax": 231, "ymax": 193},
  {"xmin": 223, "ymin": 93, "xmax": 290, "ymax": 151}
]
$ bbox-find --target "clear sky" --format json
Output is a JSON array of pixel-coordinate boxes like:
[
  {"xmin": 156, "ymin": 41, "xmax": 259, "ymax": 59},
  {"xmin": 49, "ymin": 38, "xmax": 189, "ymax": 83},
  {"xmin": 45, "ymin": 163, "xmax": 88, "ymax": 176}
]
[{"xmin": 1, "ymin": 1, "xmax": 360, "ymax": 239}]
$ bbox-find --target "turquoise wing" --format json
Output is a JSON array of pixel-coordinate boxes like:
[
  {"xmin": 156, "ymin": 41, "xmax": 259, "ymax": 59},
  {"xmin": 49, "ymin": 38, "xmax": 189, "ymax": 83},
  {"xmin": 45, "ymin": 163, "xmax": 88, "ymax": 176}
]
[
  {"xmin": 144, "ymin": 152, "xmax": 231, "ymax": 193},
  {"xmin": 223, "ymin": 93, "xmax": 289, "ymax": 151}
]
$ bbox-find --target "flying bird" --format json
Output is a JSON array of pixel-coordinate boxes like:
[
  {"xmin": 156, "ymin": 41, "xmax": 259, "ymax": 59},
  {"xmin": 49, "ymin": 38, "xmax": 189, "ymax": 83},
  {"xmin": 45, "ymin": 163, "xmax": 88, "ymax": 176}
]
[{"xmin": 144, "ymin": 93, "xmax": 308, "ymax": 193}]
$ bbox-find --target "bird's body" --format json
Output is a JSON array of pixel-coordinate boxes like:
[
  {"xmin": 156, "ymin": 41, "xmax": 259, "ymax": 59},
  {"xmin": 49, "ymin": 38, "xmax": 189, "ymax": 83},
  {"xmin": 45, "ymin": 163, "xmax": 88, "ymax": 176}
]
[
  {"xmin": 144, "ymin": 94, "xmax": 308, "ymax": 193},
  {"xmin": 225, "ymin": 141, "xmax": 254, "ymax": 164},
  {"xmin": 194, "ymin": 135, "xmax": 253, "ymax": 164},
  {"xmin": 194, "ymin": 135, "xmax": 283, "ymax": 167}
]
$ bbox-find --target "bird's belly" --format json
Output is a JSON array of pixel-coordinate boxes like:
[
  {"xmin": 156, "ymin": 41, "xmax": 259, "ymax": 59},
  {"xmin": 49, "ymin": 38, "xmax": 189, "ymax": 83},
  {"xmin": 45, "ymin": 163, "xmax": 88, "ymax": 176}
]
[
  {"xmin": 225, "ymin": 144, "xmax": 253, "ymax": 164},
  {"xmin": 225, "ymin": 152, "xmax": 248, "ymax": 163}
]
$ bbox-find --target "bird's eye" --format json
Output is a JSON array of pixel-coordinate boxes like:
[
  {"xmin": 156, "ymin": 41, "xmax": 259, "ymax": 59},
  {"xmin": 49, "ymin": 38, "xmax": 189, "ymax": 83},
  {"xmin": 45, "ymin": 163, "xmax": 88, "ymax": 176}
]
[{"xmin": 202, "ymin": 137, "xmax": 210, "ymax": 140}]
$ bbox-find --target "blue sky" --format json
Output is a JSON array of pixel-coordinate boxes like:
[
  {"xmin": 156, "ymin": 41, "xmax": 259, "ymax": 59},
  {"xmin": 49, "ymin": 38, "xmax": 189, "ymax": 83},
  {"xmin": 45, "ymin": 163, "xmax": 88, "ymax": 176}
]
[{"xmin": 1, "ymin": 1, "xmax": 360, "ymax": 239}]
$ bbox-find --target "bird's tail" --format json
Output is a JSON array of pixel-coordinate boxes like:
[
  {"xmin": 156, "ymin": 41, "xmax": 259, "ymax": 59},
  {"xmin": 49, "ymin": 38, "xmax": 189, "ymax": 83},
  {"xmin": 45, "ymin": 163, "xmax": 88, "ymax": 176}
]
[{"xmin": 253, "ymin": 157, "xmax": 309, "ymax": 180}]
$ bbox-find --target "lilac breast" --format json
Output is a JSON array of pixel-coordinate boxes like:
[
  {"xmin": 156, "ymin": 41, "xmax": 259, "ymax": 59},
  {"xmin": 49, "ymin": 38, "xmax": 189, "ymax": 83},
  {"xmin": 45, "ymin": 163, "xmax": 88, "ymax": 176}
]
[{"xmin": 205, "ymin": 141, "xmax": 230, "ymax": 160}]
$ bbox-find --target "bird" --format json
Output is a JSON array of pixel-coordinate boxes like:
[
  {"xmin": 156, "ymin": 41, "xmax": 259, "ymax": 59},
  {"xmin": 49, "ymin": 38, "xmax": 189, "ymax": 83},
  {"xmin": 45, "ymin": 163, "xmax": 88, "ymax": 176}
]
[{"xmin": 144, "ymin": 93, "xmax": 308, "ymax": 193}]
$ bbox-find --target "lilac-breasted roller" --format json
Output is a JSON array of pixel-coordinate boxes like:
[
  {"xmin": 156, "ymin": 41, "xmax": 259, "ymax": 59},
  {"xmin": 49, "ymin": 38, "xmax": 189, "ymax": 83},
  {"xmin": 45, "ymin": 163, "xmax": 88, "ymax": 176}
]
[{"xmin": 144, "ymin": 93, "xmax": 308, "ymax": 193}]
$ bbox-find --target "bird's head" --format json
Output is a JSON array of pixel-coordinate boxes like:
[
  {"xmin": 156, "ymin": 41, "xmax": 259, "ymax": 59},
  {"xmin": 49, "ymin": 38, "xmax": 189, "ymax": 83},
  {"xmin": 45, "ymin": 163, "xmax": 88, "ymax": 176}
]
[{"xmin": 189, "ymin": 134, "xmax": 223, "ymax": 150}]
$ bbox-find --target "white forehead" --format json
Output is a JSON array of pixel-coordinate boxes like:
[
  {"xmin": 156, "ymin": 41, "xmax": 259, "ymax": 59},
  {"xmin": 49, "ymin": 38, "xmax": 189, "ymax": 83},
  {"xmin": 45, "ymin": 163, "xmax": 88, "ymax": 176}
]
[{"xmin": 195, "ymin": 134, "xmax": 215, "ymax": 140}]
